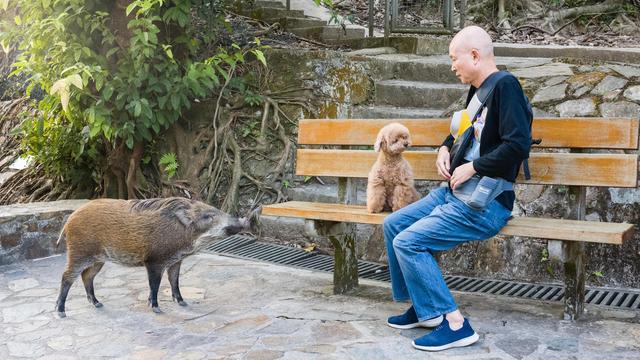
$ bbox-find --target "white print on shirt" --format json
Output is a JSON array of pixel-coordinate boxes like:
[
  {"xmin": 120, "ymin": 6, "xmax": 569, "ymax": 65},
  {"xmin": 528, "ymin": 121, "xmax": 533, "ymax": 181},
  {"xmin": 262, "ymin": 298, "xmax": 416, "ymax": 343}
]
[{"xmin": 464, "ymin": 106, "xmax": 488, "ymax": 162}]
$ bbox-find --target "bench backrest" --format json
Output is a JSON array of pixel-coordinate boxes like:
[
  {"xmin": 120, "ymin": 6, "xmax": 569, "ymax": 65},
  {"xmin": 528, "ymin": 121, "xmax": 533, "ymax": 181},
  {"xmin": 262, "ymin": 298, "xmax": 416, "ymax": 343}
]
[{"xmin": 296, "ymin": 118, "xmax": 639, "ymax": 188}]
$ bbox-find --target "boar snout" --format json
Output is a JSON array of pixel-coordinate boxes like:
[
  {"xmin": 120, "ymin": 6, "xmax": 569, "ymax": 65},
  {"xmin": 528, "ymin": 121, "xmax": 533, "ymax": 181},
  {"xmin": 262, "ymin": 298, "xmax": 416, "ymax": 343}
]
[{"xmin": 224, "ymin": 217, "xmax": 251, "ymax": 236}]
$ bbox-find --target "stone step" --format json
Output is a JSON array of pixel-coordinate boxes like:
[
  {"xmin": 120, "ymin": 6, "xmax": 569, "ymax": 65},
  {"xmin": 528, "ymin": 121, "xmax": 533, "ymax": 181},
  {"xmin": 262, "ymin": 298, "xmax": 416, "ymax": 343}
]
[
  {"xmin": 243, "ymin": 7, "xmax": 305, "ymax": 21},
  {"xmin": 255, "ymin": 0, "xmax": 285, "ymax": 8},
  {"xmin": 375, "ymin": 80, "xmax": 467, "ymax": 108},
  {"xmin": 289, "ymin": 26, "xmax": 365, "ymax": 42},
  {"xmin": 352, "ymin": 105, "xmax": 444, "ymax": 119},
  {"xmin": 367, "ymin": 54, "xmax": 459, "ymax": 83},
  {"xmin": 278, "ymin": 17, "xmax": 326, "ymax": 29}
]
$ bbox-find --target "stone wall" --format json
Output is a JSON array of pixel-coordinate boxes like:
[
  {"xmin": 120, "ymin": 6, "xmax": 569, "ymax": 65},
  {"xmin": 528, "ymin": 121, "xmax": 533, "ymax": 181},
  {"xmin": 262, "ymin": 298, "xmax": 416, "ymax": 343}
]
[
  {"xmin": 0, "ymin": 200, "xmax": 88, "ymax": 265},
  {"xmin": 260, "ymin": 48, "xmax": 640, "ymax": 289}
]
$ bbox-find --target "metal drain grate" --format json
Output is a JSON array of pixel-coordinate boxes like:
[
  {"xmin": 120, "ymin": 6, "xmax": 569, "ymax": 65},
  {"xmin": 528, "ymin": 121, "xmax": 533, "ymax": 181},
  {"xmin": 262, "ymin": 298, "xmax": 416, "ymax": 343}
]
[{"xmin": 204, "ymin": 235, "xmax": 640, "ymax": 311}]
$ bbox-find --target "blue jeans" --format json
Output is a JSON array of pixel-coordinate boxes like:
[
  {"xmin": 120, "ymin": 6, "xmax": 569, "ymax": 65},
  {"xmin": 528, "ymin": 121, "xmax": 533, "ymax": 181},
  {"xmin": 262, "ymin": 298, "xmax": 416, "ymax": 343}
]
[{"xmin": 383, "ymin": 186, "xmax": 512, "ymax": 321}]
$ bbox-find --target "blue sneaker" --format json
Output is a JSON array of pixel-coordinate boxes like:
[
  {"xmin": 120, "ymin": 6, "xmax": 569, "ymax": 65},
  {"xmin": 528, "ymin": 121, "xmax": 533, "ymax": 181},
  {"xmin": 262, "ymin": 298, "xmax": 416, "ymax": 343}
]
[
  {"xmin": 387, "ymin": 306, "xmax": 443, "ymax": 329},
  {"xmin": 412, "ymin": 318, "xmax": 479, "ymax": 351}
]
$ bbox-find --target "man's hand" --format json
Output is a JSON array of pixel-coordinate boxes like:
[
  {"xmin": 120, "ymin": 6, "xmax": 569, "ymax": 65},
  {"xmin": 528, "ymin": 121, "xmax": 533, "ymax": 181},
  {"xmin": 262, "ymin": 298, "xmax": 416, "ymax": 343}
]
[
  {"xmin": 450, "ymin": 162, "xmax": 477, "ymax": 190},
  {"xmin": 436, "ymin": 146, "xmax": 451, "ymax": 180}
]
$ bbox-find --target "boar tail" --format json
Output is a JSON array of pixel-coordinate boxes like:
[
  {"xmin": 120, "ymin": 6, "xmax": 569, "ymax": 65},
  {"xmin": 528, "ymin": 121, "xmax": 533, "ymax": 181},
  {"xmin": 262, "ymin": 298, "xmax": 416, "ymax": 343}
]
[{"xmin": 56, "ymin": 228, "xmax": 66, "ymax": 248}]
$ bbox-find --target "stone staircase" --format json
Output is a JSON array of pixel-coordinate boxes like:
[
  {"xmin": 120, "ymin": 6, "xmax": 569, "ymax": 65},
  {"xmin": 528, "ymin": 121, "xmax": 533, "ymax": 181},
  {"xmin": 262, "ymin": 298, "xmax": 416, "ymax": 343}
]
[{"xmin": 244, "ymin": 0, "xmax": 365, "ymax": 43}]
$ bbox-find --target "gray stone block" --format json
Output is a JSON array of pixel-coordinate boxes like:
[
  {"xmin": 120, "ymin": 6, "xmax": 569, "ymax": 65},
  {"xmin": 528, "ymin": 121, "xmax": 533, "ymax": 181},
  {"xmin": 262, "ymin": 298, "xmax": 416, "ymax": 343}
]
[
  {"xmin": 351, "ymin": 105, "xmax": 443, "ymax": 119},
  {"xmin": 599, "ymin": 101, "xmax": 640, "ymax": 118},
  {"xmin": 532, "ymin": 84, "xmax": 567, "ymax": 104},
  {"xmin": 591, "ymin": 75, "xmax": 628, "ymax": 95},
  {"xmin": 555, "ymin": 98, "xmax": 596, "ymax": 117},
  {"xmin": 375, "ymin": 80, "xmax": 467, "ymax": 108}
]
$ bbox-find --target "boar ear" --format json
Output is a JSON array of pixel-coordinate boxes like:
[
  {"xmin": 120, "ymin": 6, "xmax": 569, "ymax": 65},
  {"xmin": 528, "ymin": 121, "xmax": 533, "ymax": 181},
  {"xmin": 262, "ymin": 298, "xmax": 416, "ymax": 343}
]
[{"xmin": 175, "ymin": 209, "xmax": 193, "ymax": 228}]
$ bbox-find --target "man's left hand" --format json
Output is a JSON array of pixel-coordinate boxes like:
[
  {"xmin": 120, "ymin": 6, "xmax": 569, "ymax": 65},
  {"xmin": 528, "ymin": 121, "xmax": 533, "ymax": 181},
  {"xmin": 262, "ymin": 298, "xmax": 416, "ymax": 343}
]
[{"xmin": 450, "ymin": 162, "xmax": 477, "ymax": 190}]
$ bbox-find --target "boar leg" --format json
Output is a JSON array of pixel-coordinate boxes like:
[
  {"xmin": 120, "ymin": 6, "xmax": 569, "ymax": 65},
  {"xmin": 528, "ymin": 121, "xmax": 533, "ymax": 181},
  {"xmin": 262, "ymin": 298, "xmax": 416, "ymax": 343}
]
[
  {"xmin": 55, "ymin": 260, "xmax": 86, "ymax": 318},
  {"xmin": 167, "ymin": 261, "xmax": 187, "ymax": 306},
  {"xmin": 145, "ymin": 263, "xmax": 164, "ymax": 313},
  {"xmin": 81, "ymin": 262, "xmax": 105, "ymax": 308}
]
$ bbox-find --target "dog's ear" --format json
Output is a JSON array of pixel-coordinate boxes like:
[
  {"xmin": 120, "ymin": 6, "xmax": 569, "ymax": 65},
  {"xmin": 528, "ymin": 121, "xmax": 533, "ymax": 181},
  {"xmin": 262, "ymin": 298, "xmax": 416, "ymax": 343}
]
[{"xmin": 374, "ymin": 130, "xmax": 386, "ymax": 152}]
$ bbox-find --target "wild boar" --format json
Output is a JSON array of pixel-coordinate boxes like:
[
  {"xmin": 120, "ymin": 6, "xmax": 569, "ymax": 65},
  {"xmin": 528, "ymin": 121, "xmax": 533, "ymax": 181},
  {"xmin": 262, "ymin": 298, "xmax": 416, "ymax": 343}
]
[{"xmin": 55, "ymin": 197, "xmax": 250, "ymax": 318}]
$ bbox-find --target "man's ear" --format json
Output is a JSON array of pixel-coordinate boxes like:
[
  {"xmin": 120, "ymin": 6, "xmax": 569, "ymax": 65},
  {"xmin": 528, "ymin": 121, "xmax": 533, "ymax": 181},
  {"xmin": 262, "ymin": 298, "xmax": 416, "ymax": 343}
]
[
  {"xmin": 374, "ymin": 131, "xmax": 386, "ymax": 152},
  {"xmin": 471, "ymin": 48, "xmax": 480, "ymax": 65}
]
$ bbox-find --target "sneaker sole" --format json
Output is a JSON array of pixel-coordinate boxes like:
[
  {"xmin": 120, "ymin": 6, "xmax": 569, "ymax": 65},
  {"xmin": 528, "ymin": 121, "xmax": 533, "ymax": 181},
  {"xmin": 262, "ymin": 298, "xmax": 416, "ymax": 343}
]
[
  {"xmin": 386, "ymin": 316, "xmax": 443, "ymax": 330},
  {"xmin": 411, "ymin": 332, "xmax": 480, "ymax": 351}
]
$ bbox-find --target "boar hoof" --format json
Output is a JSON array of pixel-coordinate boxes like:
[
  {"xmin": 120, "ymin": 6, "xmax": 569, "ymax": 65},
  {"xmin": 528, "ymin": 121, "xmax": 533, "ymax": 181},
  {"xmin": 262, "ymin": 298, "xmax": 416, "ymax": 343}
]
[
  {"xmin": 94, "ymin": 302, "xmax": 103, "ymax": 308},
  {"xmin": 56, "ymin": 311, "xmax": 66, "ymax": 319},
  {"xmin": 177, "ymin": 300, "xmax": 188, "ymax": 307},
  {"xmin": 151, "ymin": 307, "xmax": 163, "ymax": 314}
]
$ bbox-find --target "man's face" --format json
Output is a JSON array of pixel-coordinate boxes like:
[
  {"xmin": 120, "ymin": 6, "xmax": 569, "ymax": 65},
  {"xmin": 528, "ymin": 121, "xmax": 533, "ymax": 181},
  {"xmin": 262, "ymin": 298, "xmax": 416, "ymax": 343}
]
[{"xmin": 449, "ymin": 43, "xmax": 475, "ymax": 85}]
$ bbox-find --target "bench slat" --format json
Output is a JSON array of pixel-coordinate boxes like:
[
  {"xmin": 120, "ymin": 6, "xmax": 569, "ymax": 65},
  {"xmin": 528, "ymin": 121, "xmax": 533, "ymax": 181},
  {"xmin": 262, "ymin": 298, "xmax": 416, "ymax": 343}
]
[
  {"xmin": 261, "ymin": 201, "xmax": 634, "ymax": 245},
  {"xmin": 298, "ymin": 118, "xmax": 639, "ymax": 149},
  {"xmin": 296, "ymin": 149, "xmax": 638, "ymax": 187}
]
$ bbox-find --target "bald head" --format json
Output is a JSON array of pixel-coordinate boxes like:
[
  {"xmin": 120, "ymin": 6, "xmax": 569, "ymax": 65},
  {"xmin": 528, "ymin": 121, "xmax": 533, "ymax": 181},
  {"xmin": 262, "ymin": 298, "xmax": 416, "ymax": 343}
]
[
  {"xmin": 450, "ymin": 26, "xmax": 494, "ymax": 59},
  {"xmin": 448, "ymin": 26, "xmax": 498, "ymax": 87}
]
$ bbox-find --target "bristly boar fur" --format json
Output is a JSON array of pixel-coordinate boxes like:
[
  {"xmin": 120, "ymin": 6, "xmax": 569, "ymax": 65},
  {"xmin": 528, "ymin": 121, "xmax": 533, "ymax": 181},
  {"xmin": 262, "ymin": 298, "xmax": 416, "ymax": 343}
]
[{"xmin": 55, "ymin": 197, "xmax": 250, "ymax": 318}]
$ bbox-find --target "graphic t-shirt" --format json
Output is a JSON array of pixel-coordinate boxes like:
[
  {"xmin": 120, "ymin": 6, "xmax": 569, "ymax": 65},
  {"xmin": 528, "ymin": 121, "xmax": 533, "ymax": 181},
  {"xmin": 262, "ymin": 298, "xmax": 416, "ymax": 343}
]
[{"xmin": 463, "ymin": 106, "xmax": 488, "ymax": 162}]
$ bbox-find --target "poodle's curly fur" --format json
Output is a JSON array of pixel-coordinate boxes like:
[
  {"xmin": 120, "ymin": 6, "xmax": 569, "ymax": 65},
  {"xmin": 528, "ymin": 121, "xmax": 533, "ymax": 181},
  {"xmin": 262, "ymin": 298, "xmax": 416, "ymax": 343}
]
[{"xmin": 366, "ymin": 123, "xmax": 420, "ymax": 213}]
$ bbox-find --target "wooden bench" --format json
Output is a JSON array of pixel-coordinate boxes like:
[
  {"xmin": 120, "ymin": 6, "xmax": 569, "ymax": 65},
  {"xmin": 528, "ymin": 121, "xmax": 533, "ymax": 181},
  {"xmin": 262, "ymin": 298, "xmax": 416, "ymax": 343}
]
[{"xmin": 262, "ymin": 117, "xmax": 638, "ymax": 319}]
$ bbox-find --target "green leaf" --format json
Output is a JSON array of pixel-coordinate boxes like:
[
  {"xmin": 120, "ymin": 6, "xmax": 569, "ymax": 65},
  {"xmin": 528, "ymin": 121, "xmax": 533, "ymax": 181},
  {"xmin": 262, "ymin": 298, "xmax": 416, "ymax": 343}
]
[
  {"xmin": 134, "ymin": 101, "xmax": 141, "ymax": 117},
  {"xmin": 89, "ymin": 125, "xmax": 101, "ymax": 138},
  {"xmin": 126, "ymin": 3, "xmax": 137, "ymax": 16},
  {"xmin": 126, "ymin": 136, "xmax": 134, "ymax": 149},
  {"xmin": 170, "ymin": 95, "xmax": 179, "ymax": 111},
  {"xmin": 68, "ymin": 74, "xmax": 83, "ymax": 90},
  {"xmin": 252, "ymin": 50, "xmax": 267, "ymax": 67},
  {"xmin": 102, "ymin": 85, "xmax": 114, "ymax": 101}
]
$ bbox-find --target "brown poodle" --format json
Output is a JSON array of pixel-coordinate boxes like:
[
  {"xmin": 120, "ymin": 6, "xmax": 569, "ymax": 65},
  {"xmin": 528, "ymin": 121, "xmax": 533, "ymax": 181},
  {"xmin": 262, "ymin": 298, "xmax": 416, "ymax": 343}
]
[{"xmin": 366, "ymin": 122, "xmax": 420, "ymax": 213}]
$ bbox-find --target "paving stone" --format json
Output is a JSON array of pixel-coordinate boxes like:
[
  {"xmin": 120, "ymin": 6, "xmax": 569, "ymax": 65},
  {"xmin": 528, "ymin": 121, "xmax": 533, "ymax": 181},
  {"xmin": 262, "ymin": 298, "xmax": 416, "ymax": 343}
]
[
  {"xmin": 15, "ymin": 288, "xmax": 56, "ymax": 297},
  {"xmin": 495, "ymin": 337, "xmax": 540, "ymax": 359},
  {"xmin": 128, "ymin": 348, "xmax": 168, "ymax": 359},
  {"xmin": 162, "ymin": 286, "xmax": 205, "ymax": 299},
  {"xmin": 2, "ymin": 302, "xmax": 50, "ymax": 323},
  {"xmin": 1, "ymin": 254, "xmax": 639, "ymax": 359},
  {"xmin": 591, "ymin": 75, "xmax": 628, "ymax": 95},
  {"xmin": 168, "ymin": 351, "xmax": 207, "ymax": 360},
  {"xmin": 217, "ymin": 314, "xmax": 271, "ymax": 334},
  {"xmin": 311, "ymin": 322, "xmax": 363, "ymax": 343},
  {"xmin": 7, "ymin": 341, "xmax": 46, "ymax": 358},
  {"xmin": 3, "ymin": 319, "xmax": 51, "ymax": 335},
  {"xmin": 246, "ymin": 350, "xmax": 285, "ymax": 360},
  {"xmin": 623, "ymin": 85, "xmax": 640, "ymax": 102},
  {"xmin": 46, "ymin": 335, "xmax": 74, "ymax": 351},
  {"xmin": 294, "ymin": 344, "xmax": 337, "ymax": 354},
  {"xmin": 547, "ymin": 337, "xmax": 579, "ymax": 352},
  {"xmin": 544, "ymin": 76, "xmax": 568, "ymax": 86},
  {"xmin": 8, "ymin": 277, "xmax": 39, "ymax": 291},
  {"xmin": 37, "ymin": 355, "xmax": 78, "ymax": 360}
]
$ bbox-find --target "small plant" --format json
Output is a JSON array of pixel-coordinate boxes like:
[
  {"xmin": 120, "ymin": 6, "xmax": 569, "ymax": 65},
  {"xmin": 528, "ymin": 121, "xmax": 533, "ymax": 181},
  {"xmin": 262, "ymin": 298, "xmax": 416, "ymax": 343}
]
[
  {"xmin": 159, "ymin": 152, "xmax": 179, "ymax": 180},
  {"xmin": 540, "ymin": 248, "xmax": 549, "ymax": 263}
]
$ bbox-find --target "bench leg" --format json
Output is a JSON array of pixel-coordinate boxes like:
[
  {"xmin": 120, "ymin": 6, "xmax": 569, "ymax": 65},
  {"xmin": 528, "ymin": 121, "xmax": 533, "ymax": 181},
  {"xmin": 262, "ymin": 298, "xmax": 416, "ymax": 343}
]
[
  {"xmin": 563, "ymin": 241, "xmax": 586, "ymax": 320},
  {"xmin": 305, "ymin": 220, "xmax": 359, "ymax": 294}
]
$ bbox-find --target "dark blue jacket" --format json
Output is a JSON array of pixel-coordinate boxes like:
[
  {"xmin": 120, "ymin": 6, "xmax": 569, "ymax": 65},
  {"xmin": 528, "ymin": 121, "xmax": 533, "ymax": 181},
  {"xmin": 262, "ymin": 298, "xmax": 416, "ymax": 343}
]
[{"xmin": 442, "ymin": 72, "xmax": 532, "ymax": 210}]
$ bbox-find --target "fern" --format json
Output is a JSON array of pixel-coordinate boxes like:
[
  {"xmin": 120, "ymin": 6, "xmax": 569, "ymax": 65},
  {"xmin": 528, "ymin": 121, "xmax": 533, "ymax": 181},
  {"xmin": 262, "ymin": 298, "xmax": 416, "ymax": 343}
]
[{"xmin": 159, "ymin": 152, "xmax": 178, "ymax": 180}]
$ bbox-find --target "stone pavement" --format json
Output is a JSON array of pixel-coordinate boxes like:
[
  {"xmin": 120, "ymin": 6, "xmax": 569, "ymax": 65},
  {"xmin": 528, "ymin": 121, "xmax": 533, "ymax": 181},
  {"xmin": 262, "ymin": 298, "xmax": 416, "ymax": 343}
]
[{"xmin": 1, "ymin": 254, "xmax": 639, "ymax": 359}]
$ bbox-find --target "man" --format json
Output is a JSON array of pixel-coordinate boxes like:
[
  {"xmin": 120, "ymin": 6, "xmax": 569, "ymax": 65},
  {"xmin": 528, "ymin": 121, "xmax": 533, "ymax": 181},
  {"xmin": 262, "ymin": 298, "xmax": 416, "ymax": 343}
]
[{"xmin": 383, "ymin": 26, "xmax": 532, "ymax": 351}]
